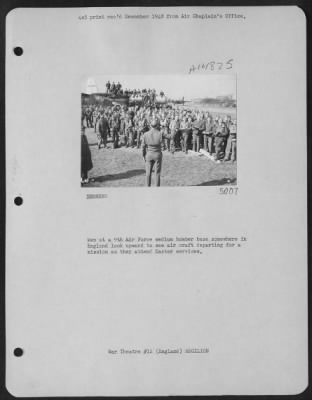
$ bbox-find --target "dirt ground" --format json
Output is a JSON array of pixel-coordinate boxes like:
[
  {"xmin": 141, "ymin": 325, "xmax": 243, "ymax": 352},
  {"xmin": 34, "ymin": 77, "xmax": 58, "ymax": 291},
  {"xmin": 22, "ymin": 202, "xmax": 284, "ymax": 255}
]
[{"xmin": 82, "ymin": 128, "xmax": 237, "ymax": 187}]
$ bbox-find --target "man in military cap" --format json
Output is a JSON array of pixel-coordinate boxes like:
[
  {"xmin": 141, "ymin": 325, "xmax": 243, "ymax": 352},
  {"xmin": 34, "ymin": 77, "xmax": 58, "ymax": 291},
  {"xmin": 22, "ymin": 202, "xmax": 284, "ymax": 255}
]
[{"xmin": 142, "ymin": 118, "xmax": 163, "ymax": 187}]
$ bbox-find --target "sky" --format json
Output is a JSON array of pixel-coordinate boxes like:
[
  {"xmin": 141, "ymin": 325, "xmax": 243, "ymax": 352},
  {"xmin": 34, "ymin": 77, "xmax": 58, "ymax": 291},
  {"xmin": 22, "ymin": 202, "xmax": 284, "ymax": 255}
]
[{"xmin": 82, "ymin": 74, "xmax": 236, "ymax": 100}]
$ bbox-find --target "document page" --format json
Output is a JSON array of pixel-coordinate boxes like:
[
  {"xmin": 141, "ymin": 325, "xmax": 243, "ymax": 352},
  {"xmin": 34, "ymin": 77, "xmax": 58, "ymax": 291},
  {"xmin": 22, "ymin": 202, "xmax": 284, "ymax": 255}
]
[{"xmin": 6, "ymin": 6, "xmax": 307, "ymax": 396}]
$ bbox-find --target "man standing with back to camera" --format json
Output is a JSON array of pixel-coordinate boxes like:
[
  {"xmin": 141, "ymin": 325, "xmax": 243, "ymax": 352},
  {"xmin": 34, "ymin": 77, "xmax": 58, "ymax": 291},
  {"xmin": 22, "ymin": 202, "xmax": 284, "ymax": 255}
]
[{"xmin": 142, "ymin": 118, "xmax": 163, "ymax": 187}]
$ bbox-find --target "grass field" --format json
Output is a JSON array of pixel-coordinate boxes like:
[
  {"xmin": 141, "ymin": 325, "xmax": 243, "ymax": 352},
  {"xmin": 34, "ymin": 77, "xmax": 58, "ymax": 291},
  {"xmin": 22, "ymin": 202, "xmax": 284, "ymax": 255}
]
[{"xmin": 82, "ymin": 128, "xmax": 237, "ymax": 187}]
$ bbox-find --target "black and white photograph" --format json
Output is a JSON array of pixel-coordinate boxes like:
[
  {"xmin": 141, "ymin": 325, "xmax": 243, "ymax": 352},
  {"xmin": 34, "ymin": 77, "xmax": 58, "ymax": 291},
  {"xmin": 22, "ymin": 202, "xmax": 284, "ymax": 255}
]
[{"xmin": 81, "ymin": 75, "xmax": 237, "ymax": 187}]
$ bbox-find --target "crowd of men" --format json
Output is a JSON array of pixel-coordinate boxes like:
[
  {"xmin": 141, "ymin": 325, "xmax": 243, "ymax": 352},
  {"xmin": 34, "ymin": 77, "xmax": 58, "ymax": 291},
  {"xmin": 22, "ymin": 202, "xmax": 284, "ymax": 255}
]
[
  {"xmin": 105, "ymin": 81, "xmax": 164, "ymax": 105},
  {"xmin": 105, "ymin": 81, "xmax": 123, "ymax": 96},
  {"xmin": 81, "ymin": 103, "xmax": 237, "ymax": 163}
]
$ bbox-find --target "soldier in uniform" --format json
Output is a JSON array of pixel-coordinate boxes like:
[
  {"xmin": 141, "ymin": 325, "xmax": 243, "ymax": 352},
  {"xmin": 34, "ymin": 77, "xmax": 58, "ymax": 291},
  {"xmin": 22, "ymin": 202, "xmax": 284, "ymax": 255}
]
[
  {"xmin": 125, "ymin": 113, "xmax": 135, "ymax": 148},
  {"xmin": 98, "ymin": 113, "xmax": 110, "ymax": 149},
  {"xmin": 81, "ymin": 107, "xmax": 87, "ymax": 126},
  {"xmin": 169, "ymin": 115, "xmax": 180, "ymax": 154},
  {"xmin": 159, "ymin": 115, "xmax": 169, "ymax": 151},
  {"xmin": 106, "ymin": 81, "xmax": 111, "ymax": 93},
  {"xmin": 93, "ymin": 109, "xmax": 100, "ymax": 133},
  {"xmin": 224, "ymin": 121, "xmax": 237, "ymax": 162},
  {"xmin": 142, "ymin": 118, "xmax": 163, "ymax": 187},
  {"xmin": 180, "ymin": 116, "xmax": 192, "ymax": 154},
  {"xmin": 85, "ymin": 108, "xmax": 93, "ymax": 128},
  {"xmin": 137, "ymin": 115, "xmax": 149, "ymax": 149},
  {"xmin": 214, "ymin": 121, "xmax": 228, "ymax": 162},
  {"xmin": 129, "ymin": 114, "xmax": 136, "ymax": 147},
  {"xmin": 203, "ymin": 116, "xmax": 215, "ymax": 155},
  {"xmin": 163, "ymin": 116, "xmax": 171, "ymax": 151},
  {"xmin": 111, "ymin": 113, "xmax": 120, "ymax": 149},
  {"xmin": 119, "ymin": 113, "xmax": 126, "ymax": 146},
  {"xmin": 192, "ymin": 114, "xmax": 205, "ymax": 152},
  {"xmin": 116, "ymin": 81, "xmax": 122, "ymax": 94},
  {"xmin": 111, "ymin": 82, "xmax": 116, "ymax": 94}
]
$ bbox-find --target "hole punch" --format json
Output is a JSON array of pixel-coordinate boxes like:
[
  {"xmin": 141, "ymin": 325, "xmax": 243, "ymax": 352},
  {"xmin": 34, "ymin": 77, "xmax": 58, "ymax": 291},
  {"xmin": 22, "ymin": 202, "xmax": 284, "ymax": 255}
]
[
  {"xmin": 13, "ymin": 348, "xmax": 23, "ymax": 357},
  {"xmin": 14, "ymin": 196, "xmax": 23, "ymax": 206},
  {"xmin": 13, "ymin": 47, "xmax": 23, "ymax": 56}
]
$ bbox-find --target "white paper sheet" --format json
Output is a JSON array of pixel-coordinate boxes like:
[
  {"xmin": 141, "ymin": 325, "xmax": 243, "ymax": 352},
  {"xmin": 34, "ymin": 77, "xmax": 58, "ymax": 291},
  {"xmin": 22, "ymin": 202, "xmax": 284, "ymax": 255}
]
[{"xmin": 6, "ymin": 6, "xmax": 307, "ymax": 396}]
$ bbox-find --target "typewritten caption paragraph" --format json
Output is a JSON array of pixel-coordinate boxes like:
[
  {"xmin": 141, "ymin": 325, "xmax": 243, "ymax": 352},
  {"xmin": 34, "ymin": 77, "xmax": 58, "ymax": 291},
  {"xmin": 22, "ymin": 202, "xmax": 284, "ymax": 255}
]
[{"xmin": 87, "ymin": 236, "xmax": 248, "ymax": 255}]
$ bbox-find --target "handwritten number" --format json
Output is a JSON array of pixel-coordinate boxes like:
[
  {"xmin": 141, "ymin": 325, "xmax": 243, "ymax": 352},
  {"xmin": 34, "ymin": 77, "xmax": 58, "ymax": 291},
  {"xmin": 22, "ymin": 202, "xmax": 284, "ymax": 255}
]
[
  {"xmin": 189, "ymin": 60, "xmax": 234, "ymax": 73},
  {"xmin": 226, "ymin": 58, "xmax": 233, "ymax": 69}
]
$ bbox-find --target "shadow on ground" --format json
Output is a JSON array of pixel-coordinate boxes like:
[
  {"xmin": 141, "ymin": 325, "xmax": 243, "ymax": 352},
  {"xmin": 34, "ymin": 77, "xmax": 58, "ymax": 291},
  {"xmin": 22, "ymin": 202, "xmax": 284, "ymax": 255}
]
[
  {"xmin": 195, "ymin": 177, "xmax": 237, "ymax": 186},
  {"xmin": 93, "ymin": 169, "xmax": 145, "ymax": 182}
]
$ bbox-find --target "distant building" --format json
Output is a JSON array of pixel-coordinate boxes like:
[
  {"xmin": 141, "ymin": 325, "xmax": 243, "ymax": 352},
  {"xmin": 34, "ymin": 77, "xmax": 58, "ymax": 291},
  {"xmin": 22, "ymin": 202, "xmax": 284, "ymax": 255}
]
[{"xmin": 216, "ymin": 95, "xmax": 233, "ymax": 101}]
